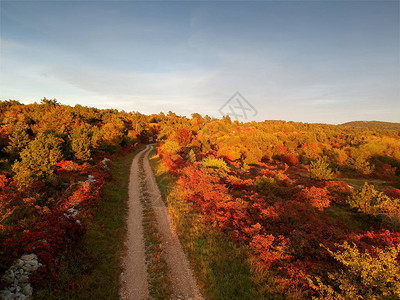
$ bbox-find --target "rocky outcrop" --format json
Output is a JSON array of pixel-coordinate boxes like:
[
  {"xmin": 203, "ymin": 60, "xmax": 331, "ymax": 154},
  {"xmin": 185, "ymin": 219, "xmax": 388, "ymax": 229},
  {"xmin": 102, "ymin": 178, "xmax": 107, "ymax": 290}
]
[{"xmin": 1, "ymin": 253, "xmax": 41, "ymax": 300}]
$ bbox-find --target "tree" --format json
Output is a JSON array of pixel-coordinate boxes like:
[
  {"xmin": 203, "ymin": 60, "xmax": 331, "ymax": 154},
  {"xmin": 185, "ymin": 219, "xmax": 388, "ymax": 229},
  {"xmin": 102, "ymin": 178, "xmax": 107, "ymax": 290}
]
[
  {"xmin": 12, "ymin": 133, "xmax": 63, "ymax": 186},
  {"xmin": 70, "ymin": 127, "xmax": 92, "ymax": 161},
  {"xmin": 39, "ymin": 105, "xmax": 74, "ymax": 135},
  {"xmin": 330, "ymin": 148, "xmax": 348, "ymax": 167},
  {"xmin": 40, "ymin": 97, "xmax": 60, "ymax": 107},
  {"xmin": 101, "ymin": 118, "xmax": 124, "ymax": 147},
  {"xmin": 173, "ymin": 128, "xmax": 191, "ymax": 147},
  {"xmin": 5, "ymin": 123, "xmax": 30, "ymax": 159},
  {"xmin": 0, "ymin": 173, "xmax": 16, "ymax": 223}
]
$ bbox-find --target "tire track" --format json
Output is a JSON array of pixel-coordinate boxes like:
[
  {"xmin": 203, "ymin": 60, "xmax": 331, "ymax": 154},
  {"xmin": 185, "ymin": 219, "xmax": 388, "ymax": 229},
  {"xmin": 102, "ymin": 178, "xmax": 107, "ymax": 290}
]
[
  {"xmin": 121, "ymin": 145, "xmax": 203, "ymax": 300},
  {"xmin": 142, "ymin": 145, "xmax": 203, "ymax": 300}
]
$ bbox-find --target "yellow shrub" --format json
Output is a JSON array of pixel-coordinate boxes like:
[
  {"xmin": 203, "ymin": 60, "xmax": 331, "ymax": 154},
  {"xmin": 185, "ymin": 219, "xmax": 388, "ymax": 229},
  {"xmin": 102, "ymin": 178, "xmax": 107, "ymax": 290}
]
[{"xmin": 309, "ymin": 242, "xmax": 400, "ymax": 299}]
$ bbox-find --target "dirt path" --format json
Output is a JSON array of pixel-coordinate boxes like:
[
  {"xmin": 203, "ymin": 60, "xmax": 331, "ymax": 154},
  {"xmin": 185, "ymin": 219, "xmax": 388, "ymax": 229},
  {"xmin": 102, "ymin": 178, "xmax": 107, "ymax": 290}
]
[
  {"xmin": 120, "ymin": 146, "xmax": 149, "ymax": 300},
  {"xmin": 121, "ymin": 145, "xmax": 203, "ymax": 300}
]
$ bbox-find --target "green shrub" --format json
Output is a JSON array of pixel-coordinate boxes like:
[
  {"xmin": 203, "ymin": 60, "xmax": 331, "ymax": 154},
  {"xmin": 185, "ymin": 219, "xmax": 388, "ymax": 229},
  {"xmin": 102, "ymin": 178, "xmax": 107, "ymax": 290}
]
[
  {"xmin": 254, "ymin": 176, "xmax": 279, "ymax": 194},
  {"xmin": 308, "ymin": 242, "xmax": 400, "ymax": 300},
  {"xmin": 5, "ymin": 123, "xmax": 30, "ymax": 160},
  {"xmin": 347, "ymin": 151, "xmax": 374, "ymax": 175},
  {"xmin": 201, "ymin": 157, "xmax": 230, "ymax": 172},
  {"xmin": 160, "ymin": 140, "xmax": 181, "ymax": 155},
  {"xmin": 348, "ymin": 182, "xmax": 388, "ymax": 214},
  {"xmin": 187, "ymin": 149, "xmax": 196, "ymax": 163},
  {"xmin": 12, "ymin": 133, "xmax": 63, "ymax": 187},
  {"xmin": 70, "ymin": 127, "xmax": 92, "ymax": 161},
  {"xmin": 310, "ymin": 158, "xmax": 334, "ymax": 181}
]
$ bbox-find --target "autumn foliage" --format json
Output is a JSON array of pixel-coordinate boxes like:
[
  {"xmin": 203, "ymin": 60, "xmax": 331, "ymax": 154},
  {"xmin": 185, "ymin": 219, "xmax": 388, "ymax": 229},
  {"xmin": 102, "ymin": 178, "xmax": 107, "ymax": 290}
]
[
  {"xmin": 0, "ymin": 99, "xmax": 150, "ymax": 290},
  {"xmin": 156, "ymin": 115, "xmax": 400, "ymax": 298},
  {"xmin": 1, "ymin": 99, "xmax": 400, "ymax": 298}
]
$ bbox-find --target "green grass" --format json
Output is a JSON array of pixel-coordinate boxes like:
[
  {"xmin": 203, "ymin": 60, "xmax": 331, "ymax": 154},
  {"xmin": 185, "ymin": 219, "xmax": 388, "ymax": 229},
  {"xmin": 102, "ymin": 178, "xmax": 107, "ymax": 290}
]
[
  {"xmin": 149, "ymin": 150, "xmax": 277, "ymax": 300},
  {"xmin": 340, "ymin": 177, "xmax": 393, "ymax": 191},
  {"xmin": 35, "ymin": 147, "xmax": 143, "ymax": 299},
  {"xmin": 326, "ymin": 205, "xmax": 376, "ymax": 232}
]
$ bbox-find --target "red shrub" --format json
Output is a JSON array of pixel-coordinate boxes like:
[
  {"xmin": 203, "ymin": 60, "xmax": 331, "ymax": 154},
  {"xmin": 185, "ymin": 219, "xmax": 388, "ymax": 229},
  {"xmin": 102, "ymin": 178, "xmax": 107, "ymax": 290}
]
[
  {"xmin": 0, "ymin": 173, "xmax": 10, "ymax": 188},
  {"xmin": 56, "ymin": 160, "xmax": 82, "ymax": 172},
  {"xmin": 2, "ymin": 212, "xmax": 86, "ymax": 272},
  {"xmin": 297, "ymin": 186, "xmax": 331, "ymax": 211},
  {"xmin": 386, "ymin": 189, "xmax": 400, "ymax": 199},
  {"xmin": 250, "ymin": 234, "xmax": 286, "ymax": 265},
  {"xmin": 282, "ymin": 154, "xmax": 299, "ymax": 166},
  {"xmin": 349, "ymin": 230, "xmax": 400, "ymax": 253}
]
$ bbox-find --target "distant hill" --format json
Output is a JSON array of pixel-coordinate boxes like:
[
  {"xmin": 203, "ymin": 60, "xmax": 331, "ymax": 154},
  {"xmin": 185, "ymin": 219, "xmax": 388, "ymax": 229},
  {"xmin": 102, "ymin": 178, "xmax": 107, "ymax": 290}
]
[{"xmin": 340, "ymin": 121, "xmax": 400, "ymax": 131}]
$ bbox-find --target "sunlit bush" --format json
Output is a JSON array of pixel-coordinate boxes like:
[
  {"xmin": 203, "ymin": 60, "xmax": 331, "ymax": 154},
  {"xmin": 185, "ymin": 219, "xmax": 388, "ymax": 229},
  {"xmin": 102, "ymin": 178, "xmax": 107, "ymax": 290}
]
[
  {"xmin": 12, "ymin": 133, "xmax": 63, "ymax": 187},
  {"xmin": 201, "ymin": 157, "xmax": 230, "ymax": 172},
  {"xmin": 309, "ymin": 242, "xmax": 400, "ymax": 300},
  {"xmin": 309, "ymin": 158, "xmax": 334, "ymax": 181},
  {"xmin": 347, "ymin": 150, "xmax": 374, "ymax": 175},
  {"xmin": 160, "ymin": 140, "xmax": 181, "ymax": 155},
  {"xmin": 330, "ymin": 148, "xmax": 348, "ymax": 167},
  {"xmin": 187, "ymin": 149, "xmax": 196, "ymax": 163},
  {"xmin": 5, "ymin": 123, "xmax": 30, "ymax": 160},
  {"xmin": 70, "ymin": 127, "xmax": 92, "ymax": 161},
  {"xmin": 281, "ymin": 153, "xmax": 299, "ymax": 166},
  {"xmin": 299, "ymin": 186, "xmax": 331, "ymax": 211},
  {"xmin": 347, "ymin": 182, "xmax": 388, "ymax": 214}
]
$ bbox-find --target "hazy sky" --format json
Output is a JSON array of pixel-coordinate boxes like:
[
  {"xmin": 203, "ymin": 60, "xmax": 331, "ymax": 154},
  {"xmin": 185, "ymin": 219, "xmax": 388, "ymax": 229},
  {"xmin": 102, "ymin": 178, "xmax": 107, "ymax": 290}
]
[{"xmin": 1, "ymin": 0, "xmax": 399, "ymax": 124}]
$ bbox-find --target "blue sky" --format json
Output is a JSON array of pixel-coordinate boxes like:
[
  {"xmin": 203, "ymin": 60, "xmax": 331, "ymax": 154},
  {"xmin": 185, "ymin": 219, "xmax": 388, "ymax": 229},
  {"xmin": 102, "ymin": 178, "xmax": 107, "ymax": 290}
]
[{"xmin": 1, "ymin": 1, "xmax": 399, "ymax": 124}]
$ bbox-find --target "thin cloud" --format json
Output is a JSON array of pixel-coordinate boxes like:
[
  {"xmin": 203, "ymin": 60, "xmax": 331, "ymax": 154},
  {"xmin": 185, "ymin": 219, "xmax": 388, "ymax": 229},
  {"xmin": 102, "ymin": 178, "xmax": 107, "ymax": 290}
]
[{"xmin": 1, "ymin": 1, "xmax": 399, "ymax": 123}]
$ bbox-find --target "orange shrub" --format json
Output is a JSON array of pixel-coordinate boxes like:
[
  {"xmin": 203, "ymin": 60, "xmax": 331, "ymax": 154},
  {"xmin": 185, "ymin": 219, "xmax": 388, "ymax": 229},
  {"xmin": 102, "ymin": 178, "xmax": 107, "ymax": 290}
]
[
  {"xmin": 282, "ymin": 154, "xmax": 299, "ymax": 166},
  {"xmin": 299, "ymin": 186, "xmax": 331, "ymax": 211}
]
